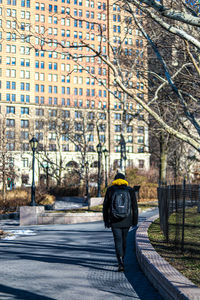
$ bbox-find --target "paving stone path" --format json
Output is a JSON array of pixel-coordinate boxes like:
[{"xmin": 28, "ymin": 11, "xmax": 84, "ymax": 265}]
[{"xmin": 0, "ymin": 209, "xmax": 163, "ymax": 299}]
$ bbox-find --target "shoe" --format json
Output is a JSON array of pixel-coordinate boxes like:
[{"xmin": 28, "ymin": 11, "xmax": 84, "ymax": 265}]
[
  {"xmin": 117, "ymin": 256, "xmax": 124, "ymax": 272},
  {"xmin": 118, "ymin": 263, "xmax": 124, "ymax": 272}
]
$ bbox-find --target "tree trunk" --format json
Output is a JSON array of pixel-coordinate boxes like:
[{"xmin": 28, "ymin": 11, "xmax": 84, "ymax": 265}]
[
  {"xmin": 159, "ymin": 133, "xmax": 168, "ymax": 185},
  {"xmin": 2, "ymin": 169, "xmax": 6, "ymax": 203}
]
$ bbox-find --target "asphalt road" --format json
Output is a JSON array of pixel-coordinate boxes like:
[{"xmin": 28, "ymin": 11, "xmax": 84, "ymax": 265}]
[{"xmin": 0, "ymin": 209, "xmax": 163, "ymax": 300}]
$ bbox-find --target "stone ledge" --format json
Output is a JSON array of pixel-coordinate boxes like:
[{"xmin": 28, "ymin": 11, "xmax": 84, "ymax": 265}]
[
  {"xmin": 89, "ymin": 197, "xmax": 104, "ymax": 207},
  {"xmin": 20, "ymin": 206, "xmax": 103, "ymax": 225},
  {"xmin": 135, "ymin": 214, "xmax": 200, "ymax": 300},
  {"xmin": 38, "ymin": 212, "xmax": 103, "ymax": 225}
]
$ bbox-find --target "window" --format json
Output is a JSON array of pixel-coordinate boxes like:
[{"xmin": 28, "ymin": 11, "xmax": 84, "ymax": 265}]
[
  {"xmin": 21, "ymin": 131, "xmax": 29, "ymax": 140},
  {"xmin": 66, "ymin": 87, "xmax": 70, "ymax": 95},
  {"xmin": 22, "ymin": 160, "xmax": 29, "ymax": 170},
  {"xmin": 6, "ymin": 106, "xmax": 15, "ymax": 114},
  {"xmin": 127, "ymin": 135, "xmax": 133, "ymax": 143},
  {"xmin": 6, "ymin": 130, "xmax": 15, "ymax": 139},
  {"xmin": 36, "ymin": 108, "xmax": 44, "ymax": 116},
  {"xmin": 75, "ymin": 145, "xmax": 81, "ymax": 152},
  {"xmin": 62, "ymin": 145, "xmax": 69, "ymax": 152},
  {"xmin": 86, "ymin": 123, "xmax": 94, "ymax": 132},
  {"xmin": 137, "ymin": 136, "xmax": 144, "ymax": 144},
  {"xmin": 7, "ymin": 142, "xmax": 15, "ymax": 151},
  {"xmin": 114, "ymin": 113, "xmax": 121, "ymax": 120},
  {"xmin": 21, "ymin": 107, "xmax": 29, "ymax": 114},
  {"xmin": 138, "ymin": 146, "xmax": 144, "ymax": 153},
  {"xmin": 138, "ymin": 159, "xmax": 144, "ymax": 168},
  {"xmin": 49, "ymin": 121, "xmax": 56, "ymax": 130},
  {"xmin": 40, "ymin": 3, "xmax": 45, "ymax": 11},
  {"xmin": 26, "ymin": 83, "xmax": 30, "ymax": 91},
  {"xmin": 11, "ymin": 82, "xmax": 15, "ymax": 90},
  {"xmin": 126, "ymin": 146, "xmax": 133, "ymax": 153},
  {"xmin": 115, "ymin": 125, "xmax": 121, "ymax": 132},
  {"xmin": 75, "ymin": 111, "xmax": 82, "ymax": 119},
  {"xmin": 62, "ymin": 122, "xmax": 69, "ymax": 130},
  {"xmin": 6, "ymin": 119, "xmax": 15, "ymax": 127},
  {"xmin": 49, "ymin": 144, "xmax": 56, "ymax": 151},
  {"xmin": 49, "ymin": 109, "xmax": 57, "ymax": 117},
  {"xmin": 99, "ymin": 113, "xmax": 106, "ymax": 120},
  {"xmin": 138, "ymin": 126, "xmax": 144, "ymax": 134},
  {"xmin": 75, "ymin": 122, "xmax": 83, "ymax": 131},
  {"xmin": 35, "ymin": 132, "xmax": 43, "ymax": 141},
  {"xmin": 87, "ymin": 134, "xmax": 94, "ymax": 142},
  {"xmin": 21, "ymin": 119, "xmax": 29, "ymax": 128},
  {"xmin": 53, "ymin": 86, "xmax": 57, "ymax": 93},
  {"xmin": 127, "ymin": 125, "xmax": 133, "ymax": 133},
  {"xmin": 35, "ymin": 120, "xmax": 44, "ymax": 129},
  {"xmin": 62, "ymin": 110, "xmax": 70, "ymax": 118}
]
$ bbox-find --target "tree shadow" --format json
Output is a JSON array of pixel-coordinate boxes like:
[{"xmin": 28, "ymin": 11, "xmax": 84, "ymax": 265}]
[{"xmin": 0, "ymin": 283, "xmax": 54, "ymax": 300}]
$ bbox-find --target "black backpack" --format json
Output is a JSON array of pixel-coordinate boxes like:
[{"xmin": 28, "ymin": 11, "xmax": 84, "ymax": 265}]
[{"xmin": 110, "ymin": 188, "xmax": 131, "ymax": 220}]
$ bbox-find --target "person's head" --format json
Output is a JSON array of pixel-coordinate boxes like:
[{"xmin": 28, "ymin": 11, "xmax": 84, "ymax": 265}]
[{"xmin": 114, "ymin": 172, "xmax": 125, "ymax": 180}]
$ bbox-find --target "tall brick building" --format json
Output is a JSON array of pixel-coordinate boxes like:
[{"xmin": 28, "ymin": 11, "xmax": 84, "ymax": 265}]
[{"xmin": 0, "ymin": 0, "xmax": 150, "ymax": 187}]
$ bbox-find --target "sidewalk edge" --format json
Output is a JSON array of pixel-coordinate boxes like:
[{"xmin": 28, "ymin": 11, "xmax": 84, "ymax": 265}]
[{"xmin": 135, "ymin": 214, "xmax": 200, "ymax": 300}]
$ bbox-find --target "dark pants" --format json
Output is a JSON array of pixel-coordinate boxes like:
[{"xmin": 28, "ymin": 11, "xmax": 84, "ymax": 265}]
[{"xmin": 111, "ymin": 227, "xmax": 130, "ymax": 259}]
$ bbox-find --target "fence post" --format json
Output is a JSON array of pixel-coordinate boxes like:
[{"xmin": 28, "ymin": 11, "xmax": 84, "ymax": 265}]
[
  {"xmin": 198, "ymin": 185, "xmax": 200, "ymax": 213},
  {"xmin": 181, "ymin": 178, "xmax": 186, "ymax": 252},
  {"xmin": 166, "ymin": 184, "xmax": 171, "ymax": 243}
]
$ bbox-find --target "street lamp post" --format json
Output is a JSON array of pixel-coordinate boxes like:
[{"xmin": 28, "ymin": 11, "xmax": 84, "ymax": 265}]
[
  {"xmin": 46, "ymin": 163, "xmax": 49, "ymax": 189},
  {"xmin": 85, "ymin": 161, "xmax": 90, "ymax": 209},
  {"xmin": 96, "ymin": 143, "xmax": 102, "ymax": 197},
  {"xmin": 103, "ymin": 148, "xmax": 108, "ymax": 188},
  {"xmin": 29, "ymin": 137, "xmax": 38, "ymax": 206},
  {"xmin": 120, "ymin": 134, "xmax": 126, "ymax": 173}
]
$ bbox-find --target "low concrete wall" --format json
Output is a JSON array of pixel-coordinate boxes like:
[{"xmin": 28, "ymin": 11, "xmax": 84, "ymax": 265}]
[
  {"xmin": 89, "ymin": 197, "xmax": 104, "ymax": 207},
  {"xmin": 20, "ymin": 206, "xmax": 45, "ymax": 226},
  {"xmin": 136, "ymin": 214, "xmax": 200, "ymax": 300},
  {"xmin": 38, "ymin": 212, "xmax": 103, "ymax": 225},
  {"xmin": 20, "ymin": 206, "xmax": 103, "ymax": 226}
]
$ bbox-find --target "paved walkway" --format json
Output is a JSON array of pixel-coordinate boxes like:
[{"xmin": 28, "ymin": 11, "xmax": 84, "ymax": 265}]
[
  {"xmin": 54, "ymin": 196, "xmax": 87, "ymax": 210},
  {"xmin": 0, "ymin": 209, "xmax": 163, "ymax": 300}
]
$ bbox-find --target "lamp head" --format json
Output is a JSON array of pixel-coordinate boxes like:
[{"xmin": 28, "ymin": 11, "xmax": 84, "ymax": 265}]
[
  {"xmin": 103, "ymin": 148, "xmax": 108, "ymax": 157},
  {"xmin": 29, "ymin": 137, "xmax": 38, "ymax": 151}
]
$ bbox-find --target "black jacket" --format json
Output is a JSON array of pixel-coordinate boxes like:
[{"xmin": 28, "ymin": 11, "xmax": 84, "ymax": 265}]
[{"xmin": 103, "ymin": 180, "xmax": 138, "ymax": 228}]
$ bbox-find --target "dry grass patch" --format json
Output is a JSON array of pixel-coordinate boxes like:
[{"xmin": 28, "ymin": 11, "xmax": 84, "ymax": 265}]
[
  {"xmin": 148, "ymin": 207, "xmax": 200, "ymax": 287},
  {"xmin": 0, "ymin": 188, "xmax": 55, "ymax": 214}
]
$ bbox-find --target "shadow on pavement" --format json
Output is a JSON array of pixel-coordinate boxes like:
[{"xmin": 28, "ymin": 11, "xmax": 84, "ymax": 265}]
[
  {"xmin": 0, "ymin": 222, "xmax": 163, "ymax": 299},
  {"xmin": 124, "ymin": 228, "xmax": 163, "ymax": 300},
  {"xmin": 0, "ymin": 283, "xmax": 55, "ymax": 300}
]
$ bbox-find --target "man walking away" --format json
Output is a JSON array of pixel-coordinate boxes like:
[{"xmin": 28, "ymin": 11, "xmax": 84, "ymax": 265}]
[{"xmin": 103, "ymin": 172, "xmax": 138, "ymax": 272}]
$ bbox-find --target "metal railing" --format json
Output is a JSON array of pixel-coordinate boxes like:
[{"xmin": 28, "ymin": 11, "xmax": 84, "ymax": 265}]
[{"xmin": 157, "ymin": 180, "xmax": 200, "ymax": 250}]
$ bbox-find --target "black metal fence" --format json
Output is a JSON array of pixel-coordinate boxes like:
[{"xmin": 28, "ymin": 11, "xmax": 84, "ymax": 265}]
[{"xmin": 157, "ymin": 180, "xmax": 200, "ymax": 250}]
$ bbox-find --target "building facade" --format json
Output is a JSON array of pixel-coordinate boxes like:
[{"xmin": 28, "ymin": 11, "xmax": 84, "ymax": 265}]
[{"xmin": 0, "ymin": 0, "xmax": 150, "ymax": 188}]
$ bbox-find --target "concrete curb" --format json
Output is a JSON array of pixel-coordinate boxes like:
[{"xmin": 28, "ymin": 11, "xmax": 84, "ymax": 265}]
[{"xmin": 135, "ymin": 214, "xmax": 200, "ymax": 300}]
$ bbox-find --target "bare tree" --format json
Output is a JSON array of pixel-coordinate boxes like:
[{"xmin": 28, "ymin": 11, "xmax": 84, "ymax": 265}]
[
  {"xmin": 36, "ymin": 108, "xmax": 106, "ymax": 187},
  {"xmin": 2, "ymin": 0, "xmax": 200, "ymax": 157},
  {"xmin": 0, "ymin": 115, "xmax": 17, "ymax": 201}
]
